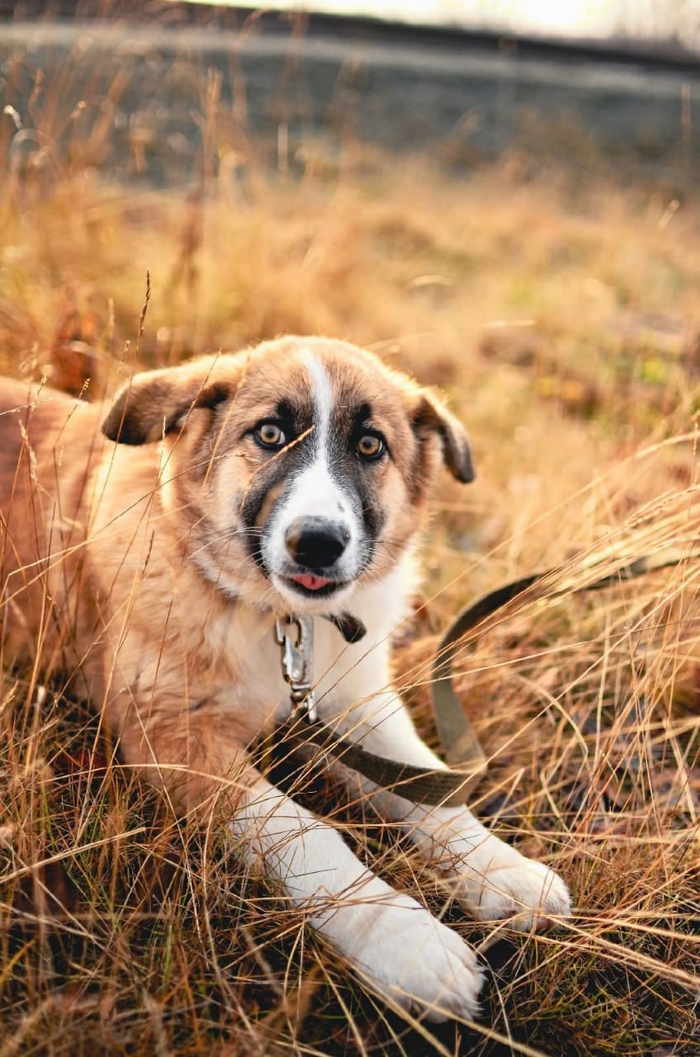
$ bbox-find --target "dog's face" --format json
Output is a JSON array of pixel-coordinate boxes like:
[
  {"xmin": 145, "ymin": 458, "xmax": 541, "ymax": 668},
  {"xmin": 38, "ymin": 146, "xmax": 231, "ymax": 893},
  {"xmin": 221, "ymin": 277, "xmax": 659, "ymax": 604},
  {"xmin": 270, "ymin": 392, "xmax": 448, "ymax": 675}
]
[{"xmin": 102, "ymin": 337, "xmax": 473, "ymax": 614}]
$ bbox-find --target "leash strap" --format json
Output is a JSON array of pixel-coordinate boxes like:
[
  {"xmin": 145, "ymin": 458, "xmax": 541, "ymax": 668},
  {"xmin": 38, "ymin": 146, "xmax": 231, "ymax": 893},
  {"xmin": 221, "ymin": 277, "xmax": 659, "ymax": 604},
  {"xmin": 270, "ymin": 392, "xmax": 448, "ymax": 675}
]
[
  {"xmin": 430, "ymin": 547, "xmax": 700, "ymax": 767},
  {"xmin": 279, "ymin": 547, "xmax": 698, "ymax": 807},
  {"xmin": 279, "ymin": 716, "xmax": 480, "ymax": 808}
]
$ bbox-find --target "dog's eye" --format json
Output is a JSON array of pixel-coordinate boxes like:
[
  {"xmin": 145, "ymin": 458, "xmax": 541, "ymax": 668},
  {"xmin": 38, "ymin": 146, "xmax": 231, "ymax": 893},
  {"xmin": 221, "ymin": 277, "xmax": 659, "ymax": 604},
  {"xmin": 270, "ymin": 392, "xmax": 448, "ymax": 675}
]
[
  {"xmin": 356, "ymin": 433, "xmax": 385, "ymax": 460},
  {"xmin": 253, "ymin": 422, "xmax": 287, "ymax": 450}
]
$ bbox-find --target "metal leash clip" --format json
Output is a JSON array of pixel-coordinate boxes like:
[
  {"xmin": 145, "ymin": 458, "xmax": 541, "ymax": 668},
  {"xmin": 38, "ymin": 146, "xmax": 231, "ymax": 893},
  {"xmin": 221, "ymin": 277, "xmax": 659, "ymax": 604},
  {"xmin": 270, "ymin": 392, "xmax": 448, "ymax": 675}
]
[{"xmin": 275, "ymin": 615, "xmax": 317, "ymax": 722}]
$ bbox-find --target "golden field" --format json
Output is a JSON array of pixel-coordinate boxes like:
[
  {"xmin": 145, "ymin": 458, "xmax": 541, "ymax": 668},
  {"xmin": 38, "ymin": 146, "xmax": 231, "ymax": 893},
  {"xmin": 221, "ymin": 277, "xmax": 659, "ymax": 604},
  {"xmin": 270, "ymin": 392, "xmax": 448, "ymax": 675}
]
[{"xmin": 0, "ymin": 25, "xmax": 698, "ymax": 1056}]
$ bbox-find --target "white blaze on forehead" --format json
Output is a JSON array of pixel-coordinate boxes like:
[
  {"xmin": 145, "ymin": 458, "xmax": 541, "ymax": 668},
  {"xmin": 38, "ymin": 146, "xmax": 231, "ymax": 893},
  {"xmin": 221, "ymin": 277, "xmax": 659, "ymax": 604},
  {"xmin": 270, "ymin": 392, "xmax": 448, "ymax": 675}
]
[
  {"xmin": 293, "ymin": 352, "xmax": 349, "ymax": 519},
  {"xmin": 305, "ymin": 352, "xmax": 334, "ymax": 452}
]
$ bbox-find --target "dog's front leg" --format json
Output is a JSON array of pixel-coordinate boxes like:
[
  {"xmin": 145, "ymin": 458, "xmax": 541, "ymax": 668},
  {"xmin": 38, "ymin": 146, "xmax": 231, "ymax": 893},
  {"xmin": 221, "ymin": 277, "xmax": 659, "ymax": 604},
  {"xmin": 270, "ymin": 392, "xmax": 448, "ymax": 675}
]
[
  {"xmin": 115, "ymin": 701, "xmax": 481, "ymax": 1021},
  {"xmin": 232, "ymin": 769, "xmax": 483, "ymax": 1021},
  {"xmin": 330, "ymin": 691, "xmax": 571, "ymax": 930}
]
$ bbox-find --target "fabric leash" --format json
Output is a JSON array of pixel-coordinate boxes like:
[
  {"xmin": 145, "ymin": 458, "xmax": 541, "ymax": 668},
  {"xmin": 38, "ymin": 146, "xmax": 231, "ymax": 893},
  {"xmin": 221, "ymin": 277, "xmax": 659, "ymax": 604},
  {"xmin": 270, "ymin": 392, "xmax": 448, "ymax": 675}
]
[{"xmin": 276, "ymin": 546, "xmax": 699, "ymax": 808}]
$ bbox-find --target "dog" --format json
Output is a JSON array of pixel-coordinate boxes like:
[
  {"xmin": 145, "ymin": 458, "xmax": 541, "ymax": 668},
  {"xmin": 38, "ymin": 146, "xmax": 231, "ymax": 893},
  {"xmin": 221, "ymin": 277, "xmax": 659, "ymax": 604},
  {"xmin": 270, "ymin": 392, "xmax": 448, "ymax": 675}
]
[{"xmin": 0, "ymin": 335, "xmax": 570, "ymax": 1022}]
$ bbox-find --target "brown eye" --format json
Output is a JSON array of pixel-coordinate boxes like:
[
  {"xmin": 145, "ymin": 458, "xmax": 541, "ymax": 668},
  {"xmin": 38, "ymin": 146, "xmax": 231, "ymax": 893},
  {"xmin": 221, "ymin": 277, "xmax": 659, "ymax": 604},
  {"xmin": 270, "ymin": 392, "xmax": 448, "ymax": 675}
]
[
  {"xmin": 254, "ymin": 422, "xmax": 286, "ymax": 449},
  {"xmin": 356, "ymin": 433, "xmax": 385, "ymax": 460}
]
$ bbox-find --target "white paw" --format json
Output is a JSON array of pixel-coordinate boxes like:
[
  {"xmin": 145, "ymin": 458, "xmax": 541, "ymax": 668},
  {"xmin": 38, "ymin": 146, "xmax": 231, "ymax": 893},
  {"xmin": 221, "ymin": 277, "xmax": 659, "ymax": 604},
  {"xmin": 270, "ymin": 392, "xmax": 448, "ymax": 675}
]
[
  {"xmin": 341, "ymin": 894, "xmax": 482, "ymax": 1023},
  {"xmin": 459, "ymin": 856, "xmax": 571, "ymax": 930}
]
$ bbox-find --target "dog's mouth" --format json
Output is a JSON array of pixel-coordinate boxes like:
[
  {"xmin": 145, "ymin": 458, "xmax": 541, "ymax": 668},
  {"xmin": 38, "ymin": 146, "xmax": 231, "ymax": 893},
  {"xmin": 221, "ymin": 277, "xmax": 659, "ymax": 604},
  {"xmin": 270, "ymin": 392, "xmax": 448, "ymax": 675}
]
[
  {"xmin": 290, "ymin": 573, "xmax": 332, "ymax": 591},
  {"xmin": 282, "ymin": 573, "xmax": 349, "ymax": 599}
]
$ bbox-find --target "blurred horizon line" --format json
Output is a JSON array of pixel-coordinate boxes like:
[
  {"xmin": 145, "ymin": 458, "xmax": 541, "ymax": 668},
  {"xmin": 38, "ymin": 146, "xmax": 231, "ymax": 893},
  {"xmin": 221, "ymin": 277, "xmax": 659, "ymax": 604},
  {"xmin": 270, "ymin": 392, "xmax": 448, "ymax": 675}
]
[{"xmin": 178, "ymin": 0, "xmax": 700, "ymax": 50}]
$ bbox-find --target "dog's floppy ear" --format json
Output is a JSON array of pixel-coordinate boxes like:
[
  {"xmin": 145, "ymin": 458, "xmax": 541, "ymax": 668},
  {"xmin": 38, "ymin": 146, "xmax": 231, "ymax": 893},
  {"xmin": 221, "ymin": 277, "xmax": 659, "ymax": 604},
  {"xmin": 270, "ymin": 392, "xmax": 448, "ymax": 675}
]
[
  {"xmin": 412, "ymin": 391, "xmax": 475, "ymax": 483},
  {"xmin": 102, "ymin": 365, "xmax": 232, "ymax": 445}
]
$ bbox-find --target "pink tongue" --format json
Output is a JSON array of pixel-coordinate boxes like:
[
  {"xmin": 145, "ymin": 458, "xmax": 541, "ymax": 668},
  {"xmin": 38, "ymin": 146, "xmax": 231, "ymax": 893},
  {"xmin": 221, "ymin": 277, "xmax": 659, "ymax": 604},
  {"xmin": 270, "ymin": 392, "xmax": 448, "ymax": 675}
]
[{"xmin": 291, "ymin": 573, "xmax": 331, "ymax": 591}]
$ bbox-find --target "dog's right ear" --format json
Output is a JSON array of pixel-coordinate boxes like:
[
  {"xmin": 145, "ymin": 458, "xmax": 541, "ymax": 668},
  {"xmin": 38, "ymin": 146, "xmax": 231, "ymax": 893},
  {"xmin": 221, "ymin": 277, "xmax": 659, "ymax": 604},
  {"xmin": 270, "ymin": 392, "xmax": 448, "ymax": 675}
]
[
  {"xmin": 102, "ymin": 365, "xmax": 232, "ymax": 445},
  {"xmin": 412, "ymin": 390, "xmax": 475, "ymax": 484}
]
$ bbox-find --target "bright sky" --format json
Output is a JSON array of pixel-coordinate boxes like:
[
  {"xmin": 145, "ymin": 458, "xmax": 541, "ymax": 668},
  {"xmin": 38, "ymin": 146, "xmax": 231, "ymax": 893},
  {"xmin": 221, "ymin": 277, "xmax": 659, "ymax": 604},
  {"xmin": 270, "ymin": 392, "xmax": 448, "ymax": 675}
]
[
  {"xmin": 185, "ymin": 0, "xmax": 699, "ymax": 42},
  {"xmin": 273, "ymin": 0, "xmax": 620, "ymax": 37}
]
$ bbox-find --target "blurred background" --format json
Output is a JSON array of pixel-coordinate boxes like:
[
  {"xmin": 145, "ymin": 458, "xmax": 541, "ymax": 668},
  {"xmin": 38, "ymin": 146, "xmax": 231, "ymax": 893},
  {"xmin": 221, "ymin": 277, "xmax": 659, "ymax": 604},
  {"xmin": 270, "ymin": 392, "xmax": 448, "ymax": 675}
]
[
  {"xmin": 1, "ymin": 0, "xmax": 697, "ymax": 190},
  {"xmin": 227, "ymin": 0, "xmax": 700, "ymax": 43}
]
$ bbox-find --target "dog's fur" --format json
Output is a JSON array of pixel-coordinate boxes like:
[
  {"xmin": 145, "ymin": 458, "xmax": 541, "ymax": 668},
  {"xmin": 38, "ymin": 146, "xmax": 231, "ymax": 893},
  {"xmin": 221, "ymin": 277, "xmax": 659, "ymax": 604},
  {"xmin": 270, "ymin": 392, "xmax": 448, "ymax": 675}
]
[{"xmin": 0, "ymin": 336, "xmax": 570, "ymax": 1021}]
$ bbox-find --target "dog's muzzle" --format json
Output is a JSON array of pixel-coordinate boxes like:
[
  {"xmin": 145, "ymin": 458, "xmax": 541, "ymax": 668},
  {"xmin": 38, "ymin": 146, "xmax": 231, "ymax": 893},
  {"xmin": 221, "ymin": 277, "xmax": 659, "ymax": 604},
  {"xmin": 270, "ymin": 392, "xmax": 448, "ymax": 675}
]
[{"xmin": 281, "ymin": 516, "xmax": 355, "ymax": 594}]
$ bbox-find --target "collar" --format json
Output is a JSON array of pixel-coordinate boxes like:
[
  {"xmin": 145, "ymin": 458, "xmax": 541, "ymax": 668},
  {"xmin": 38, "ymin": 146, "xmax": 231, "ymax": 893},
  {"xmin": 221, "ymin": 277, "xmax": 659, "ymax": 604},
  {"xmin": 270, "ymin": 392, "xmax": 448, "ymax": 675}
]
[{"xmin": 275, "ymin": 610, "xmax": 366, "ymax": 723}]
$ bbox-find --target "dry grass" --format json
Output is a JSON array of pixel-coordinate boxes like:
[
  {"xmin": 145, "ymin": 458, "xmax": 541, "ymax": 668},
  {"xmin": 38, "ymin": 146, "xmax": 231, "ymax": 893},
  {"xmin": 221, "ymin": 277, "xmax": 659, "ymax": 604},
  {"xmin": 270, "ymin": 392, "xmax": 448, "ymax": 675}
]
[{"xmin": 1, "ymin": 20, "xmax": 699, "ymax": 1057}]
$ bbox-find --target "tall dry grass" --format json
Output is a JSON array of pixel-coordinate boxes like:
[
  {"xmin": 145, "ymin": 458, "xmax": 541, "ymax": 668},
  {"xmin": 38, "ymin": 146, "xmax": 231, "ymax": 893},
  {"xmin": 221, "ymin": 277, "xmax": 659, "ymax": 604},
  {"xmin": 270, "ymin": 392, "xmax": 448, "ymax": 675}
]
[{"xmin": 0, "ymin": 16, "xmax": 699, "ymax": 1057}]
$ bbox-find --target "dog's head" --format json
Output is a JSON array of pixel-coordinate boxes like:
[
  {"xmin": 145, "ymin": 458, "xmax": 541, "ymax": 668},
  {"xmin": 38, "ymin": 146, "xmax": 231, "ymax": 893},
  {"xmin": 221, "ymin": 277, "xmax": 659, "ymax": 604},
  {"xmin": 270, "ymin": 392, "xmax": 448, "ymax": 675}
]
[{"xmin": 102, "ymin": 337, "xmax": 474, "ymax": 614}]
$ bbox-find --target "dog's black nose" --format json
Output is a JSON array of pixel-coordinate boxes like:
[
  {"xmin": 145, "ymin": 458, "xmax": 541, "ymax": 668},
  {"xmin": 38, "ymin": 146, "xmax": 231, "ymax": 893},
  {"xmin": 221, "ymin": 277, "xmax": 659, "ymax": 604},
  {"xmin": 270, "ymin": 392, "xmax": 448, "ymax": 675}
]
[{"xmin": 285, "ymin": 517, "xmax": 350, "ymax": 569}]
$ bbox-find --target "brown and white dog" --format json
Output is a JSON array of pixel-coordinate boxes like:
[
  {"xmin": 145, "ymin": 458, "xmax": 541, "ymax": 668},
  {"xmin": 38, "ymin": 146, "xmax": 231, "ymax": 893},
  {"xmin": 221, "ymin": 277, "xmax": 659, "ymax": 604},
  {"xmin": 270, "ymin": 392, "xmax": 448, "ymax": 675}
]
[{"xmin": 0, "ymin": 336, "xmax": 570, "ymax": 1021}]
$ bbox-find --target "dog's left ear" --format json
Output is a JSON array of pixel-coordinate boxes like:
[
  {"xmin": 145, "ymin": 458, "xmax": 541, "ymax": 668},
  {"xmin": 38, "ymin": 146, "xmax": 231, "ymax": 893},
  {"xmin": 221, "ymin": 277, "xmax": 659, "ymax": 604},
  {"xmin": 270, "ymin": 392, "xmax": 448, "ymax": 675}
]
[
  {"xmin": 102, "ymin": 365, "xmax": 232, "ymax": 445},
  {"xmin": 412, "ymin": 392, "xmax": 475, "ymax": 483}
]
